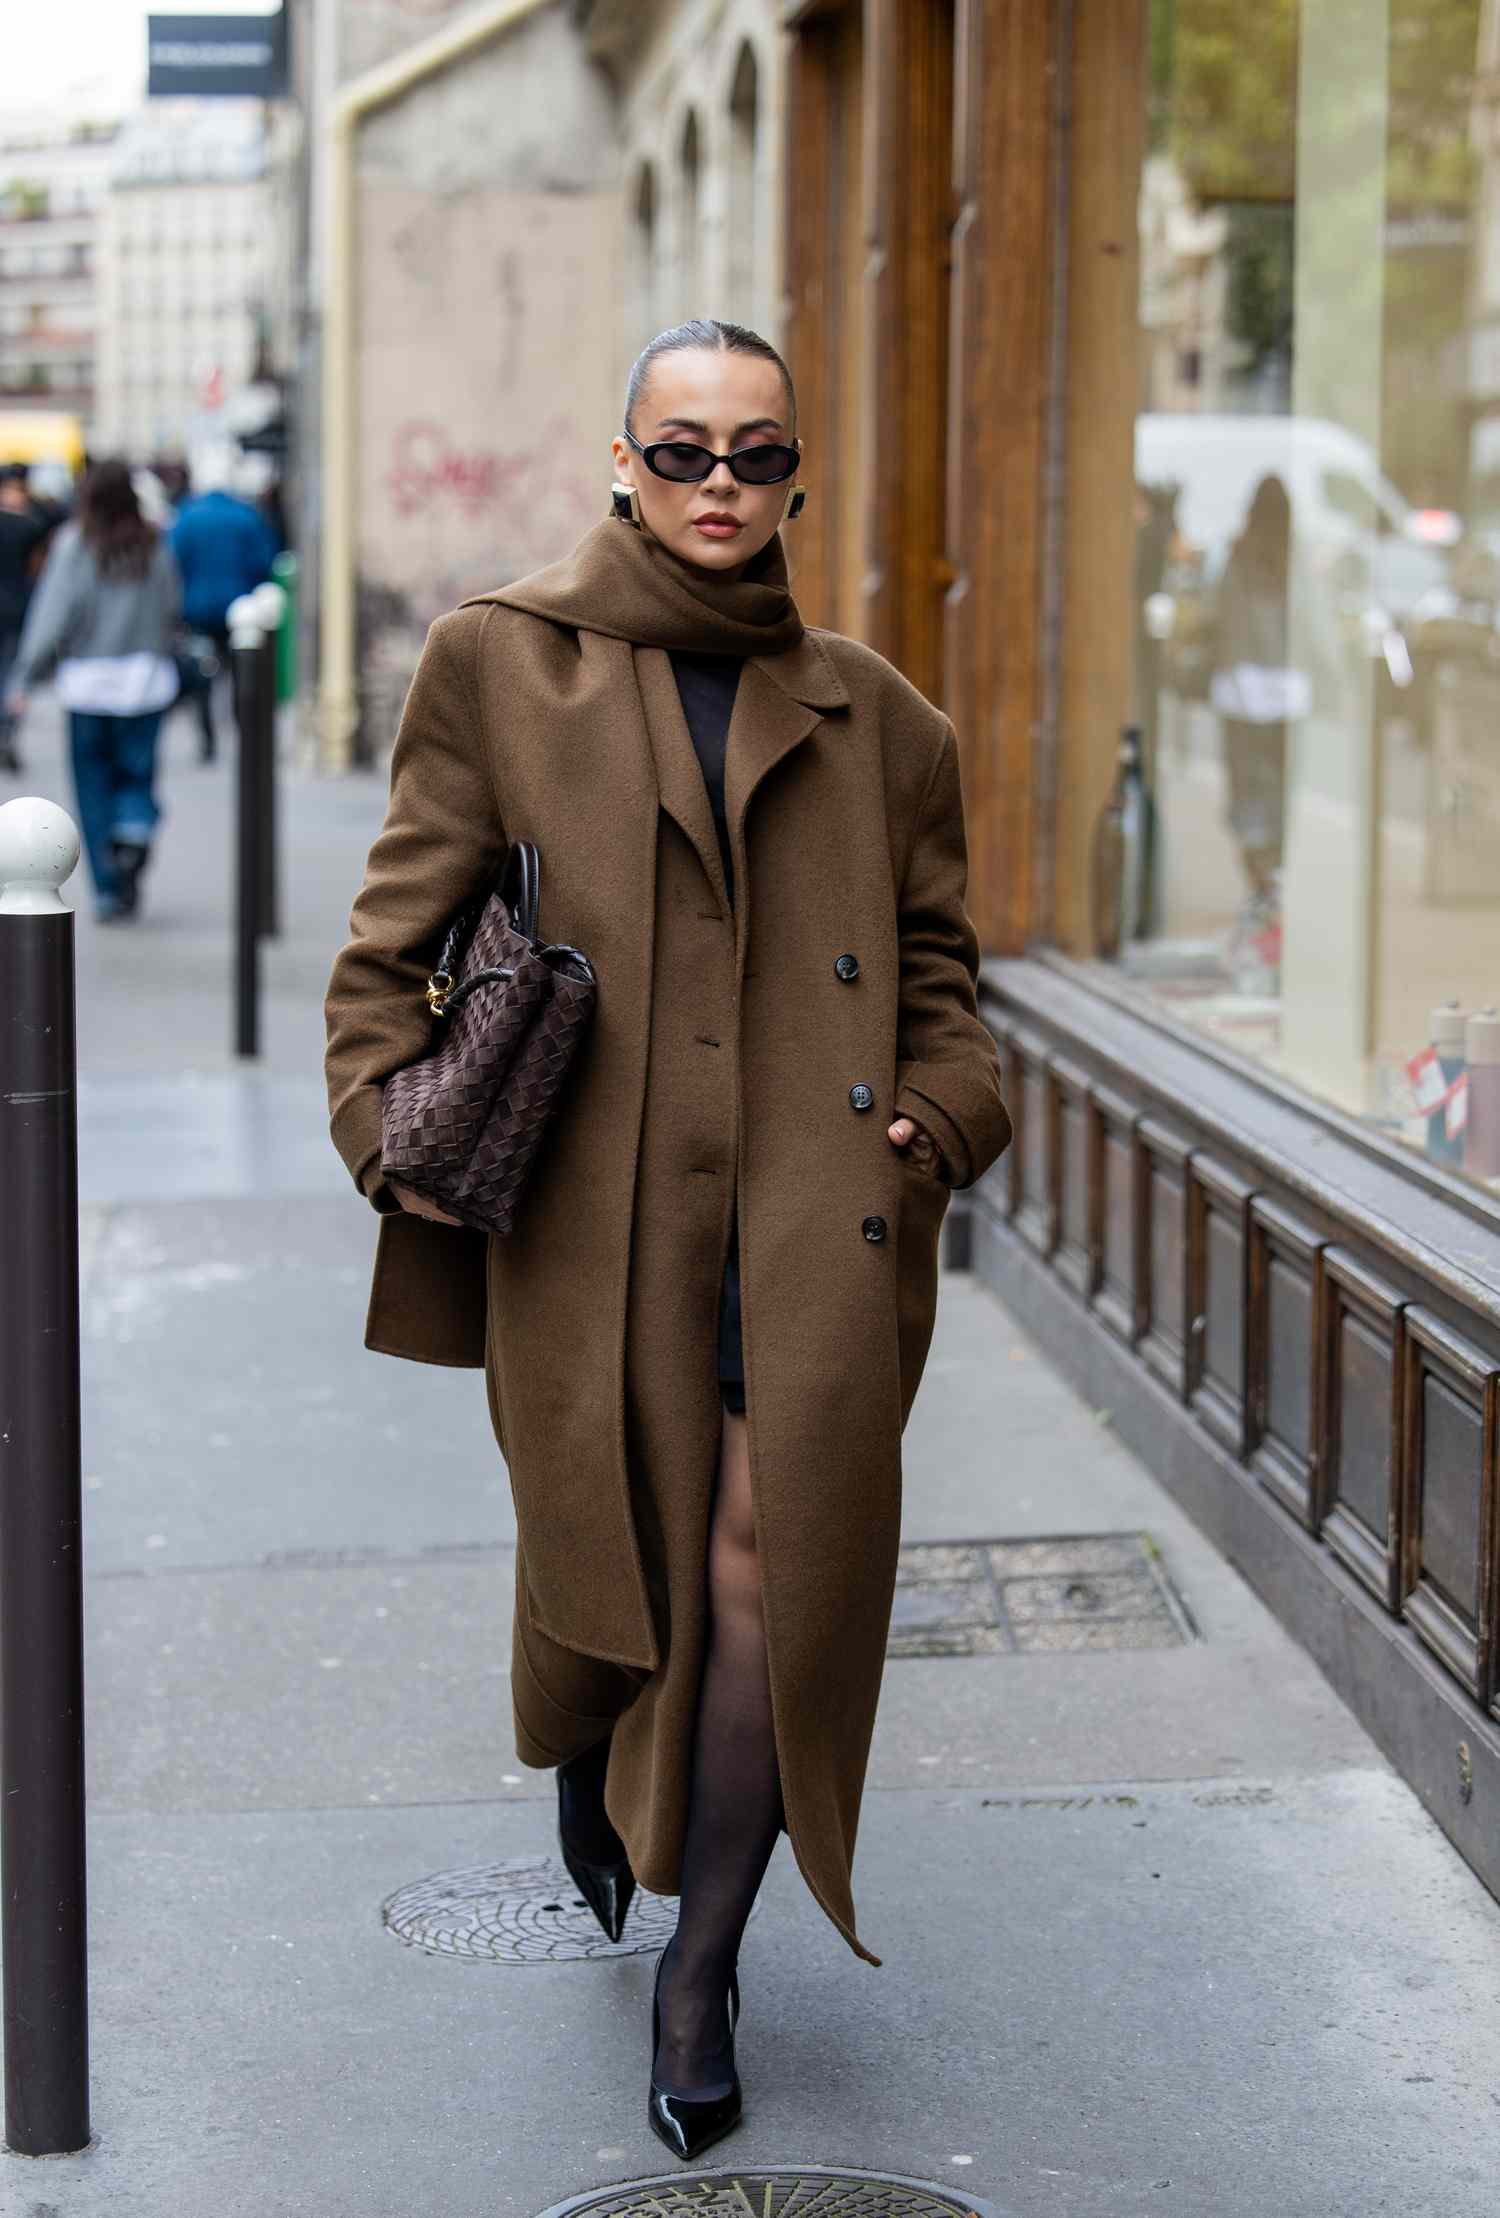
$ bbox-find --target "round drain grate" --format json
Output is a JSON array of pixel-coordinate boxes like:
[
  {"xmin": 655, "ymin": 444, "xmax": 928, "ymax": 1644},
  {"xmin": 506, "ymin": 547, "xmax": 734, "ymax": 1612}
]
[
  {"xmin": 533, "ymin": 2167, "xmax": 993, "ymax": 2218},
  {"xmin": 382, "ymin": 1855, "xmax": 758, "ymax": 1963}
]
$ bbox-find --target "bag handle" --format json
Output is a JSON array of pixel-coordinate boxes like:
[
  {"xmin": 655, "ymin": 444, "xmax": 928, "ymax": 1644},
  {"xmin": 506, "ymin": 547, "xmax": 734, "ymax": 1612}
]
[
  {"xmin": 499, "ymin": 838, "xmax": 540, "ymax": 941},
  {"xmin": 427, "ymin": 839, "xmax": 542, "ymax": 1013}
]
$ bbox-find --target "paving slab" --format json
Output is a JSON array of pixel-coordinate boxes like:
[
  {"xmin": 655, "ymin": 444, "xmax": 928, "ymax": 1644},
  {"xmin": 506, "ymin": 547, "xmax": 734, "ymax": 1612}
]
[
  {"xmin": 80, "ymin": 1196, "xmax": 502, "ymax": 1576},
  {"xmin": 10, "ymin": 1772, "xmax": 1498, "ymax": 2218}
]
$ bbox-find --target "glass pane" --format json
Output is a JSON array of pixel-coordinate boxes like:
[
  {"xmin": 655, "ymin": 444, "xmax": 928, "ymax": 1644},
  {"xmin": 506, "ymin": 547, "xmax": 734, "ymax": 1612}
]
[{"xmin": 1117, "ymin": 0, "xmax": 1500, "ymax": 1195}]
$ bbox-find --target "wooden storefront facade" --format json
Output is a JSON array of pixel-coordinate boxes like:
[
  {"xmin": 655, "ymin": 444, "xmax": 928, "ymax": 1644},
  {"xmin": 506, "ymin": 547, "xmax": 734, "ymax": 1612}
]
[{"xmin": 781, "ymin": 0, "xmax": 1500, "ymax": 1906}]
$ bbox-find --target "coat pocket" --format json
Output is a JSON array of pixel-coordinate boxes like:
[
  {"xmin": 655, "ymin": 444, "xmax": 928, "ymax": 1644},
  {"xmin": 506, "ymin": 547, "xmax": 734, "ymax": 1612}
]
[
  {"xmin": 894, "ymin": 1146, "xmax": 951, "ymax": 1427},
  {"xmin": 897, "ymin": 1124, "xmax": 949, "ymax": 1186}
]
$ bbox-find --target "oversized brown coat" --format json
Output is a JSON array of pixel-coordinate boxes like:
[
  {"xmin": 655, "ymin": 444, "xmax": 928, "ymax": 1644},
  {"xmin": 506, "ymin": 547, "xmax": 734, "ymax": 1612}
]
[{"xmin": 324, "ymin": 518, "xmax": 1012, "ymax": 1966}]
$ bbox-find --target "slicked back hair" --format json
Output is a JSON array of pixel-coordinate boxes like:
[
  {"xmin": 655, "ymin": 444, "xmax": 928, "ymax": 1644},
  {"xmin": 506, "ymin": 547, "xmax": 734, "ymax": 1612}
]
[{"xmin": 624, "ymin": 318, "xmax": 797, "ymax": 444}]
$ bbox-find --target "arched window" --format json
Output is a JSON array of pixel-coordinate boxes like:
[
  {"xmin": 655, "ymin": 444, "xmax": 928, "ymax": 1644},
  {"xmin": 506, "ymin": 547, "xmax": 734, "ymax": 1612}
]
[
  {"xmin": 726, "ymin": 42, "xmax": 758, "ymax": 322},
  {"xmin": 633, "ymin": 159, "xmax": 658, "ymax": 344},
  {"xmin": 679, "ymin": 110, "xmax": 701, "ymax": 319}
]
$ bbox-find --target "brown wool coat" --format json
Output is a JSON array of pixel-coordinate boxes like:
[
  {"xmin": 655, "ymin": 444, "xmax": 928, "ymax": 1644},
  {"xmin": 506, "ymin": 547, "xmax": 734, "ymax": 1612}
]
[{"xmin": 324, "ymin": 516, "xmax": 1012, "ymax": 1966}]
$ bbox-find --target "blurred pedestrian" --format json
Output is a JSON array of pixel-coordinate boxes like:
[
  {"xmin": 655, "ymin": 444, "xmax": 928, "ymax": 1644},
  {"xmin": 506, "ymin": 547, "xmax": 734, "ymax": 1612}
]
[
  {"xmin": 5, "ymin": 457, "xmax": 181, "ymax": 923},
  {"xmin": 0, "ymin": 466, "xmax": 47, "ymax": 774},
  {"xmin": 169, "ymin": 448, "xmax": 278, "ymax": 762},
  {"xmin": 1208, "ymin": 473, "xmax": 1302, "ymax": 909}
]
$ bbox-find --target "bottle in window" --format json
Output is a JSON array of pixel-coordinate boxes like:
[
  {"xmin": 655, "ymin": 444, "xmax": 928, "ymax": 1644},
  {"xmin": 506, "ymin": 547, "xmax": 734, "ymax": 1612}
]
[{"xmin": 1090, "ymin": 724, "xmax": 1157, "ymax": 957}]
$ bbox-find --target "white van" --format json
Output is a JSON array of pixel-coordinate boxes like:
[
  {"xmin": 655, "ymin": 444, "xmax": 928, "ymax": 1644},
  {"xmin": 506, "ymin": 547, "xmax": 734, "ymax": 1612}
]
[{"xmin": 1134, "ymin": 411, "xmax": 1444, "ymax": 622}]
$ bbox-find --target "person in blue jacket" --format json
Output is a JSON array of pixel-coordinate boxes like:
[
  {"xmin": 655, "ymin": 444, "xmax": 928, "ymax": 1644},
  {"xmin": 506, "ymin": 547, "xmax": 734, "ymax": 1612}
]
[{"xmin": 169, "ymin": 451, "xmax": 278, "ymax": 761}]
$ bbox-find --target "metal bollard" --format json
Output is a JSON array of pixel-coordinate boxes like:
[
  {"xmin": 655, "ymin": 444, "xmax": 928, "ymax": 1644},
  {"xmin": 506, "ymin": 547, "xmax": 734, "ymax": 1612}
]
[
  {"xmin": 228, "ymin": 593, "xmax": 265, "ymax": 1058},
  {"xmin": 0, "ymin": 798, "xmax": 90, "ymax": 2157},
  {"xmin": 250, "ymin": 581, "xmax": 285, "ymax": 941}
]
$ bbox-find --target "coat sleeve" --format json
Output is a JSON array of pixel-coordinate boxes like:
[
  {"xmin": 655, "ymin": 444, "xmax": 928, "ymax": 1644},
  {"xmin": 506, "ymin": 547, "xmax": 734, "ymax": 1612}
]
[
  {"xmin": 324, "ymin": 606, "xmax": 508, "ymax": 1211},
  {"xmin": 11, "ymin": 525, "xmax": 84, "ymax": 690},
  {"xmin": 892, "ymin": 719, "xmax": 1012, "ymax": 1189}
]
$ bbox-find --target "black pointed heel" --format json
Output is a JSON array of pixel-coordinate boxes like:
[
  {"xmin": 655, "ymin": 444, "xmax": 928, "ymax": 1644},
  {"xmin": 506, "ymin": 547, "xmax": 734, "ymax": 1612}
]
[
  {"xmin": 557, "ymin": 1749, "xmax": 637, "ymax": 1944},
  {"xmin": 648, "ymin": 1948, "xmax": 743, "ymax": 2162}
]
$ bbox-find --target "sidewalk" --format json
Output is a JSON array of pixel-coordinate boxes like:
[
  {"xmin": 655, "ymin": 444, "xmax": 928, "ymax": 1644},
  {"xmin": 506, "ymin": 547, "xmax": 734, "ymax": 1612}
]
[{"xmin": 5, "ymin": 699, "xmax": 1500, "ymax": 2217}]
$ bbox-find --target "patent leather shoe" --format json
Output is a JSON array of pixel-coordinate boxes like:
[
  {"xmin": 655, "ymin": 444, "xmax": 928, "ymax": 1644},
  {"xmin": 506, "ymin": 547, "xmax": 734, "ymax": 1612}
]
[
  {"xmin": 557, "ymin": 1746, "xmax": 636, "ymax": 1944},
  {"xmin": 648, "ymin": 1946, "xmax": 742, "ymax": 2162}
]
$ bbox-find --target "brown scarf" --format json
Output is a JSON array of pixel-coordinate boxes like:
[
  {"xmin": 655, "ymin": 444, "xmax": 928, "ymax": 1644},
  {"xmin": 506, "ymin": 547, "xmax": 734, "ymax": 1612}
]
[
  {"xmin": 479, "ymin": 507, "xmax": 805, "ymax": 657},
  {"xmin": 461, "ymin": 507, "xmax": 831, "ymax": 920}
]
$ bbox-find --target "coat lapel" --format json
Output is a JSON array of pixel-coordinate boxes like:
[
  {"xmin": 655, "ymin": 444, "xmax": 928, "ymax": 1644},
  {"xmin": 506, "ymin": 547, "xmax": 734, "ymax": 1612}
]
[
  {"xmin": 725, "ymin": 630, "xmax": 849, "ymax": 915},
  {"xmin": 633, "ymin": 646, "xmax": 732, "ymax": 919},
  {"xmin": 725, "ymin": 660, "xmax": 826, "ymax": 855},
  {"xmin": 633, "ymin": 628, "xmax": 850, "ymax": 924}
]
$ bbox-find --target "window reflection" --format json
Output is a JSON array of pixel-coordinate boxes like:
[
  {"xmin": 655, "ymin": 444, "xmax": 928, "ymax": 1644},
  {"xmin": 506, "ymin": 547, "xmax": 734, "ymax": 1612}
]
[{"xmin": 1119, "ymin": 0, "xmax": 1500, "ymax": 1192}]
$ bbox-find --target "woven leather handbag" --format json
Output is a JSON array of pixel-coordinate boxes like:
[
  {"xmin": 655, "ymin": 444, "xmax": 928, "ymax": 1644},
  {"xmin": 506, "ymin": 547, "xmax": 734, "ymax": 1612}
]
[{"xmin": 378, "ymin": 840, "xmax": 598, "ymax": 1235}]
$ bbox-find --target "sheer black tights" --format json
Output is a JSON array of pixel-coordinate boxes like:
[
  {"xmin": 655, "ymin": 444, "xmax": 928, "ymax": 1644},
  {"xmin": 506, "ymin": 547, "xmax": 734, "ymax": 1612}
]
[{"xmin": 651, "ymin": 1406, "xmax": 785, "ymax": 2100}]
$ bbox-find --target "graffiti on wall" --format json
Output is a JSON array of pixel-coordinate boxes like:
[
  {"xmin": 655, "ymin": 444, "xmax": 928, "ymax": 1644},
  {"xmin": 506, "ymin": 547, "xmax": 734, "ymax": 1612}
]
[
  {"xmin": 384, "ymin": 414, "xmax": 595, "ymax": 533},
  {"xmin": 357, "ymin": 182, "xmax": 622, "ymax": 727}
]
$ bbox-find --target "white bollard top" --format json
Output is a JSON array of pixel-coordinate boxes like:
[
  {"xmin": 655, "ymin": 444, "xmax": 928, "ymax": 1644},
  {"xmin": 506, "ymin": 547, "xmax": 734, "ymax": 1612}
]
[
  {"xmin": 0, "ymin": 796, "xmax": 80, "ymax": 914},
  {"xmin": 227, "ymin": 592, "xmax": 263, "ymax": 647},
  {"xmin": 250, "ymin": 580, "xmax": 286, "ymax": 631}
]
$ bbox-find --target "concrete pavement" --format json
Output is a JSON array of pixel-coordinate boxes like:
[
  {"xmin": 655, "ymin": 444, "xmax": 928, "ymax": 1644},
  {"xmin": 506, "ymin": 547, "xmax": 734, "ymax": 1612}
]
[{"xmin": 3, "ymin": 696, "xmax": 1499, "ymax": 2216}]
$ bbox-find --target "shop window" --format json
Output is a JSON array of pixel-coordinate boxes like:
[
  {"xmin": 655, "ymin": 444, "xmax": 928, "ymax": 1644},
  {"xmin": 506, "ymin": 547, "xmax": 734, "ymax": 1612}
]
[{"xmin": 1092, "ymin": 0, "xmax": 1500, "ymax": 1199}]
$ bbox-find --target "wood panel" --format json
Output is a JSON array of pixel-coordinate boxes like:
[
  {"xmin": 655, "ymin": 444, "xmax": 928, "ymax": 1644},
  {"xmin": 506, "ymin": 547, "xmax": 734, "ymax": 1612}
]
[
  {"xmin": 977, "ymin": 960, "xmax": 1500, "ymax": 1901},
  {"xmin": 1247, "ymin": 1198, "xmax": 1327, "ymax": 1530},
  {"xmin": 1138, "ymin": 1117, "xmax": 1191, "ymax": 1396},
  {"xmin": 1090, "ymin": 1080, "xmax": 1141, "ymax": 1344},
  {"xmin": 1051, "ymin": 1055, "xmax": 1098, "ymax": 1299},
  {"xmin": 781, "ymin": 1, "xmax": 866, "ymax": 634},
  {"xmin": 992, "ymin": 1017, "xmax": 1026, "ymax": 1220},
  {"xmin": 944, "ymin": 0, "xmax": 1055, "ymax": 952},
  {"xmin": 1401, "ymin": 1310, "xmax": 1500, "ymax": 1706},
  {"xmin": 1053, "ymin": 0, "xmax": 1147, "ymax": 950},
  {"xmin": 1320, "ymin": 1250, "xmax": 1408, "ymax": 1613},
  {"xmin": 1013, "ymin": 1025, "xmax": 1057, "ymax": 1256},
  {"xmin": 1186, "ymin": 1155, "xmax": 1255, "ymax": 1457},
  {"xmin": 862, "ymin": 0, "xmax": 955, "ymax": 701}
]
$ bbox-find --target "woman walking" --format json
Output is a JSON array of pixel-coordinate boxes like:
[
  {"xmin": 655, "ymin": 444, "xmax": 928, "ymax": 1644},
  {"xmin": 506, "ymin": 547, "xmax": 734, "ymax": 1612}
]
[
  {"xmin": 5, "ymin": 458, "xmax": 181, "ymax": 922},
  {"xmin": 1207, "ymin": 473, "xmax": 1299, "ymax": 897},
  {"xmin": 324, "ymin": 319, "xmax": 1012, "ymax": 2159}
]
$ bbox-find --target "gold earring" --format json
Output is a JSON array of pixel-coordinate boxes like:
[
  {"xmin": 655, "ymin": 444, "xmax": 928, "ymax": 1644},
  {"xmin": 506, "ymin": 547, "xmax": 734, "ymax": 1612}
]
[
  {"xmin": 611, "ymin": 480, "xmax": 642, "ymax": 527},
  {"xmin": 782, "ymin": 483, "xmax": 807, "ymax": 524}
]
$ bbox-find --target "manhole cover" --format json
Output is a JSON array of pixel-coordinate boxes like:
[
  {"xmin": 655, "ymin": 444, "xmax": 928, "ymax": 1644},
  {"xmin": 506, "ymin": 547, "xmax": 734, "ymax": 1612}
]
[
  {"xmin": 534, "ymin": 2166, "xmax": 996, "ymax": 2218},
  {"xmin": 890, "ymin": 1532, "xmax": 1195, "ymax": 1656},
  {"xmin": 382, "ymin": 1855, "xmax": 760, "ymax": 1963}
]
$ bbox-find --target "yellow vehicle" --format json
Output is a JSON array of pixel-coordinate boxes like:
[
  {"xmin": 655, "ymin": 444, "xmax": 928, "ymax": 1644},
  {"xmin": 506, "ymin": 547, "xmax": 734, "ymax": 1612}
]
[{"xmin": 0, "ymin": 410, "xmax": 86, "ymax": 487}]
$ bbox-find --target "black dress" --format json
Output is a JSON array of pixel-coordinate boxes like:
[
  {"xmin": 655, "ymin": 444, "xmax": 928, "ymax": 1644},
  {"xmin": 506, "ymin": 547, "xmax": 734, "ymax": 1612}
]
[{"xmin": 667, "ymin": 647, "xmax": 746, "ymax": 1417}]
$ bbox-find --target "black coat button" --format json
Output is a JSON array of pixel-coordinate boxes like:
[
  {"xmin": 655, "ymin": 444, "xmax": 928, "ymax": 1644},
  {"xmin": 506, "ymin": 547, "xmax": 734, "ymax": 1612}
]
[
  {"xmin": 862, "ymin": 1214, "xmax": 887, "ymax": 1242},
  {"xmin": 834, "ymin": 952, "xmax": 860, "ymax": 981},
  {"xmin": 849, "ymin": 1082, "xmax": 874, "ymax": 1111}
]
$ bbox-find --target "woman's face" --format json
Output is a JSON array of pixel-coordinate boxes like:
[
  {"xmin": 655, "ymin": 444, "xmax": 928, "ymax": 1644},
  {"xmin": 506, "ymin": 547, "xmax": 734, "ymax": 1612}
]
[{"xmin": 610, "ymin": 349, "xmax": 799, "ymax": 578}]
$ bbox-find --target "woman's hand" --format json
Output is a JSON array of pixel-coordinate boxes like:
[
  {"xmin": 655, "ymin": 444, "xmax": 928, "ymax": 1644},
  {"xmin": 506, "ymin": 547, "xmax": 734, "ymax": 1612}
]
[
  {"xmin": 388, "ymin": 1177, "xmax": 465, "ymax": 1227},
  {"xmin": 888, "ymin": 1114, "xmax": 941, "ymax": 1173}
]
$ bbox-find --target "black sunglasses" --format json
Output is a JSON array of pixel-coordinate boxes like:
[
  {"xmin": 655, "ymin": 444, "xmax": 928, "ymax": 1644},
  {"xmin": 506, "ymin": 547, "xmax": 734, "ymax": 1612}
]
[{"xmin": 622, "ymin": 426, "xmax": 800, "ymax": 485}]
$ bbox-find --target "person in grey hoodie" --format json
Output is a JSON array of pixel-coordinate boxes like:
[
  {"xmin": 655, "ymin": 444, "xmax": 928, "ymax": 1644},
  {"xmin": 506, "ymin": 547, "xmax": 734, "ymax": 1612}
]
[{"xmin": 5, "ymin": 458, "xmax": 181, "ymax": 921}]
